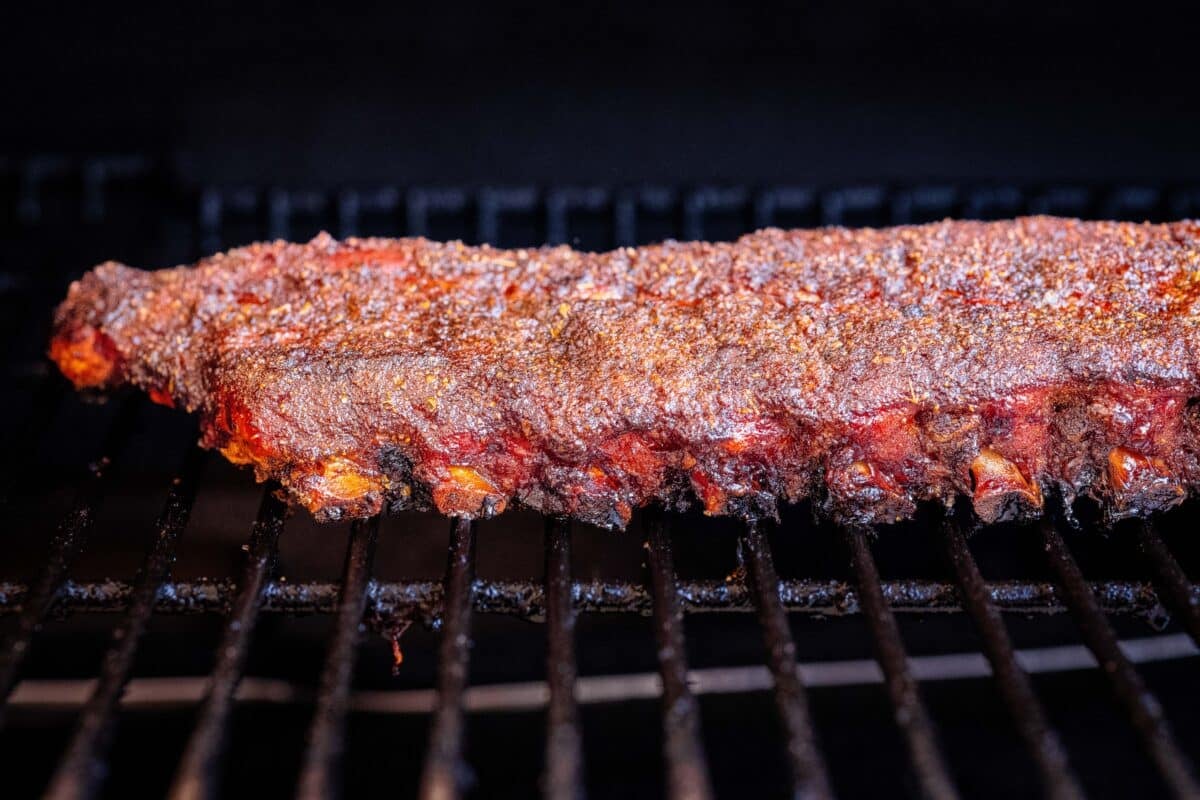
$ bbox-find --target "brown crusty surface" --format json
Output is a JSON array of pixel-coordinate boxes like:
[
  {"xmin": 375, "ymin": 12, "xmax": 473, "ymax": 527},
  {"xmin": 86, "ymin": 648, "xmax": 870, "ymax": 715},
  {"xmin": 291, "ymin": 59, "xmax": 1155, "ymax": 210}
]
[{"xmin": 49, "ymin": 217, "xmax": 1200, "ymax": 527}]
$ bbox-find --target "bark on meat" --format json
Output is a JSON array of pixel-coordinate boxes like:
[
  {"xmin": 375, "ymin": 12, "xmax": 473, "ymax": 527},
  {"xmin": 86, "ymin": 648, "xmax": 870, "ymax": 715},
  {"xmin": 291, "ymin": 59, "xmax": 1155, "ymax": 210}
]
[{"xmin": 49, "ymin": 217, "xmax": 1200, "ymax": 527}]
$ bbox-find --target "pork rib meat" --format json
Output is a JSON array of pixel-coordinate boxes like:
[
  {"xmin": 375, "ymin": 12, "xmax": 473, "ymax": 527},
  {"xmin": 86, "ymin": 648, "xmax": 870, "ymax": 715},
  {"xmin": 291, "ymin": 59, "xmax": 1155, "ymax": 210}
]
[{"xmin": 49, "ymin": 217, "xmax": 1200, "ymax": 527}]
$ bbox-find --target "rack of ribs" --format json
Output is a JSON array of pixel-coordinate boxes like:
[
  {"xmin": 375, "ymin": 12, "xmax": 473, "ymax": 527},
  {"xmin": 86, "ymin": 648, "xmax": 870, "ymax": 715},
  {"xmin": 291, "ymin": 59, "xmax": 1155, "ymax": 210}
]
[{"xmin": 49, "ymin": 217, "xmax": 1200, "ymax": 528}]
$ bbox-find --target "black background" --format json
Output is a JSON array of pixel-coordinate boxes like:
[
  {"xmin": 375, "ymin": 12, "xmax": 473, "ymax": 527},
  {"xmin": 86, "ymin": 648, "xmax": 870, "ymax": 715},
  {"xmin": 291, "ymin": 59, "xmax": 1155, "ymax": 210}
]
[{"xmin": 4, "ymin": 0, "xmax": 1200, "ymax": 187}]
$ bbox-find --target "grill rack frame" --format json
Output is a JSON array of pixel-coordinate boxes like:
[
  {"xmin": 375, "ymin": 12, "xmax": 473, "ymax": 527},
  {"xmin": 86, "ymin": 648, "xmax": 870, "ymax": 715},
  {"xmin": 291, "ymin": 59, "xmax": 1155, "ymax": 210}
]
[{"xmin": 1, "ymin": 164, "xmax": 1200, "ymax": 798}]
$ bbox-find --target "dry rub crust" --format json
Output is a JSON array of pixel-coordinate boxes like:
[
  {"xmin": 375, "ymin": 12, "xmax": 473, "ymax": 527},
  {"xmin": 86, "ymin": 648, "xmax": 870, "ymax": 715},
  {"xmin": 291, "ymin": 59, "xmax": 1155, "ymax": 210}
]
[{"xmin": 49, "ymin": 217, "xmax": 1200, "ymax": 527}]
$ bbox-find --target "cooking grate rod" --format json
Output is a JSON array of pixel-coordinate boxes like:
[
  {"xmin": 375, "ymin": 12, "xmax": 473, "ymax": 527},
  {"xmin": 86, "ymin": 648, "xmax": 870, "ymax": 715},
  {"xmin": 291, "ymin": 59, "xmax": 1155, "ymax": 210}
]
[
  {"xmin": 740, "ymin": 523, "xmax": 834, "ymax": 800},
  {"xmin": 0, "ymin": 399, "xmax": 136, "ymax": 730},
  {"xmin": 645, "ymin": 512, "xmax": 715, "ymax": 800},
  {"xmin": 1135, "ymin": 520, "xmax": 1200, "ymax": 648},
  {"xmin": 418, "ymin": 518, "xmax": 478, "ymax": 800},
  {"xmin": 543, "ymin": 518, "xmax": 584, "ymax": 800},
  {"xmin": 845, "ymin": 525, "xmax": 960, "ymax": 800},
  {"xmin": 43, "ymin": 445, "xmax": 205, "ymax": 800},
  {"xmin": 295, "ymin": 515, "xmax": 380, "ymax": 800},
  {"xmin": 1040, "ymin": 518, "xmax": 1200, "ymax": 799},
  {"xmin": 0, "ymin": 576, "xmax": 1182, "ymax": 621},
  {"xmin": 169, "ymin": 488, "xmax": 287, "ymax": 800},
  {"xmin": 941, "ymin": 514, "xmax": 1084, "ymax": 800}
]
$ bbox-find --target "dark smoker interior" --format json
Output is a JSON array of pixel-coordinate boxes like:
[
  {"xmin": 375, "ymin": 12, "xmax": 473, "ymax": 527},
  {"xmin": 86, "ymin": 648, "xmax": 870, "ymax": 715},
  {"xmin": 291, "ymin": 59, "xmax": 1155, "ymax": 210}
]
[{"xmin": 1, "ymin": 2, "xmax": 1200, "ymax": 798}]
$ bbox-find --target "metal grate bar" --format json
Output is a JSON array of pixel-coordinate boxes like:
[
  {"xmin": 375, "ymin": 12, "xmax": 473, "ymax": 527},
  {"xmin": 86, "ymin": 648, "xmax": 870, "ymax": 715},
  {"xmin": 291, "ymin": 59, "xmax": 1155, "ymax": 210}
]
[
  {"xmin": 844, "ymin": 526, "xmax": 959, "ymax": 800},
  {"xmin": 419, "ymin": 518, "xmax": 478, "ymax": 800},
  {"xmin": 43, "ymin": 445, "xmax": 206, "ymax": 800},
  {"xmin": 1040, "ymin": 519, "xmax": 1200, "ymax": 798},
  {"xmin": 740, "ymin": 523, "xmax": 834, "ymax": 800},
  {"xmin": 169, "ymin": 488, "xmax": 288, "ymax": 800},
  {"xmin": 0, "ymin": 576, "xmax": 1181, "ymax": 622},
  {"xmin": 1135, "ymin": 520, "xmax": 1200, "ymax": 647},
  {"xmin": 941, "ymin": 515, "xmax": 1084, "ymax": 800},
  {"xmin": 0, "ymin": 399, "xmax": 136, "ymax": 730},
  {"xmin": 543, "ymin": 518, "xmax": 584, "ymax": 800},
  {"xmin": 295, "ymin": 516, "xmax": 381, "ymax": 800},
  {"xmin": 645, "ymin": 512, "xmax": 715, "ymax": 800}
]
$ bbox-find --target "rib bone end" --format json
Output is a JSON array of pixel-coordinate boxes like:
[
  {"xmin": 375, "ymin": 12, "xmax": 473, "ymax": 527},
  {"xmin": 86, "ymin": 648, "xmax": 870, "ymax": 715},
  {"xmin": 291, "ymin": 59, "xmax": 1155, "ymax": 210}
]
[
  {"xmin": 432, "ymin": 465, "xmax": 508, "ymax": 517},
  {"xmin": 970, "ymin": 447, "xmax": 1043, "ymax": 524},
  {"xmin": 1106, "ymin": 447, "xmax": 1184, "ymax": 519}
]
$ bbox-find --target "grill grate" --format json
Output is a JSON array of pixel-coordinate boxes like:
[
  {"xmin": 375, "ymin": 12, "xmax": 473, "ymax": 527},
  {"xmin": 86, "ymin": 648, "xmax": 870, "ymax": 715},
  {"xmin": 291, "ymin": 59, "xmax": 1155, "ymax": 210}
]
[
  {"xmin": 1, "ymin": 160, "xmax": 1199, "ymax": 797},
  {"xmin": 741, "ymin": 522, "xmax": 834, "ymax": 799},
  {"xmin": 297, "ymin": 516, "xmax": 380, "ymax": 800},
  {"xmin": 646, "ymin": 513, "xmax": 716, "ymax": 800},
  {"xmin": 418, "ymin": 518, "xmax": 476, "ymax": 800},
  {"xmin": 942, "ymin": 514, "xmax": 1084, "ymax": 800},
  {"xmin": 1039, "ymin": 519, "xmax": 1199, "ymax": 798},
  {"xmin": 542, "ymin": 518, "xmax": 584, "ymax": 800},
  {"xmin": 845, "ymin": 525, "xmax": 958, "ymax": 800},
  {"xmin": 169, "ymin": 488, "xmax": 286, "ymax": 800},
  {"xmin": 44, "ymin": 444, "xmax": 205, "ymax": 800}
]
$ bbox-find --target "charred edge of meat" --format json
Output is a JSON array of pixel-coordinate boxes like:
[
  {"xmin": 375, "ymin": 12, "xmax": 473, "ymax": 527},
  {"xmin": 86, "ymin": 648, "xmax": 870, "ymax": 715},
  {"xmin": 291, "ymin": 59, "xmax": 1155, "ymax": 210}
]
[
  {"xmin": 378, "ymin": 446, "xmax": 427, "ymax": 514},
  {"xmin": 823, "ymin": 460, "xmax": 919, "ymax": 526},
  {"xmin": 1105, "ymin": 446, "xmax": 1185, "ymax": 521}
]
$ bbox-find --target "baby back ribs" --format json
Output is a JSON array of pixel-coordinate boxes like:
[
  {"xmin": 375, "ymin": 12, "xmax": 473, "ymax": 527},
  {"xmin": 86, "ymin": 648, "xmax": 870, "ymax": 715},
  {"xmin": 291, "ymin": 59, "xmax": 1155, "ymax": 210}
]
[{"xmin": 49, "ymin": 217, "xmax": 1200, "ymax": 527}]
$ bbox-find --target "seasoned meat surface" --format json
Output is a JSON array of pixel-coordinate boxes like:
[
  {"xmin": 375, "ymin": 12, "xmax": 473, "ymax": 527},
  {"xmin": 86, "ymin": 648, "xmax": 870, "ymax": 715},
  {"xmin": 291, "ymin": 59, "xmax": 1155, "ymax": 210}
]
[{"xmin": 49, "ymin": 218, "xmax": 1200, "ymax": 527}]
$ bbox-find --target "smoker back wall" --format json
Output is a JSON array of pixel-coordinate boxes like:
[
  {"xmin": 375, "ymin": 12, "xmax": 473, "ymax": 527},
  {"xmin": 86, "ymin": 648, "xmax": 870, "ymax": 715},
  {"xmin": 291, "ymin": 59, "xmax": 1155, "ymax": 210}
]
[
  {"xmin": 7, "ymin": 1, "xmax": 1200, "ymax": 187},
  {"xmin": 1, "ymin": 163, "xmax": 1200, "ymax": 799}
]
